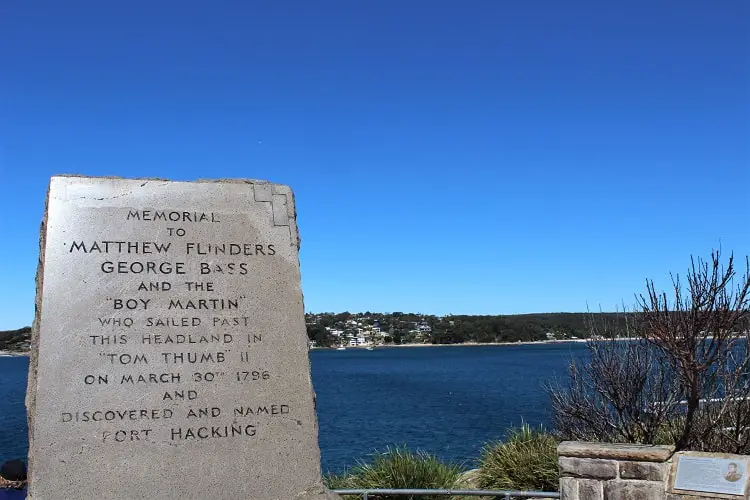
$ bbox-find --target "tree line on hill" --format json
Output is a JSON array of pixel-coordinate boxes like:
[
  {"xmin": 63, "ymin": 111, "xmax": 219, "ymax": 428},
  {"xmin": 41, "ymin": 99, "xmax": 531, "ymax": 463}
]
[
  {"xmin": 305, "ymin": 312, "xmax": 628, "ymax": 347},
  {"xmin": 1, "ymin": 313, "xmax": 629, "ymax": 352},
  {"xmin": 0, "ymin": 327, "xmax": 31, "ymax": 352}
]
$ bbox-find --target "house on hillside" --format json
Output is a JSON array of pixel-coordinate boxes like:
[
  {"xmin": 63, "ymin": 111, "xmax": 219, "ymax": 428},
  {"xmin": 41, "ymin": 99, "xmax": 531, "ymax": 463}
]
[{"xmin": 348, "ymin": 335, "xmax": 369, "ymax": 347}]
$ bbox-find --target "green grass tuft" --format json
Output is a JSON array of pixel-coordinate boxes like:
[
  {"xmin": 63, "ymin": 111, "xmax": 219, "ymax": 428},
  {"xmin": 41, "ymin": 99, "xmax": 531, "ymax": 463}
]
[
  {"xmin": 327, "ymin": 445, "xmax": 464, "ymax": 499},
  {"xmin": 323, "ymin": 470, "xmax": 355, "ymax": 490},
  {"xmin": 476, "ymin": 424, "xmax": 559, "ymax": 493}
]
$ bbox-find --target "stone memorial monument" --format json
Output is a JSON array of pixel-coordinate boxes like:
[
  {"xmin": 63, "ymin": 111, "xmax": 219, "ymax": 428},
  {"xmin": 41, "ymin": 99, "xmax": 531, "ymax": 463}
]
[{"xmin": 26, "ymin": 176, "xmax": 340, "ymax": 499}]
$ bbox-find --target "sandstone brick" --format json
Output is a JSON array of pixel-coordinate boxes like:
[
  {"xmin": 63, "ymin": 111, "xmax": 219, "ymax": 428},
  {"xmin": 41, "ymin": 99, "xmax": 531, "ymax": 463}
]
[
  {"xmin": 558, "ymin": 441, "xmax": 673, "ymax": 462},
  {"xmin": 604, "ymin": 480, "xmax": 665, "ymax": 500},
  {"xmin": 559, "ymin": 457, "xmax": 618, "ymax": 480},
  {"xmin": 619, "ymin": 460, "xmax": 666, "ymax": 481},
  {"xmin": 560, "ymin": 477, "xmax": 579, "ymax": 500},
  {"xmin": 578, "ymin": 479, "xmax": 603, "ymax": 500}
]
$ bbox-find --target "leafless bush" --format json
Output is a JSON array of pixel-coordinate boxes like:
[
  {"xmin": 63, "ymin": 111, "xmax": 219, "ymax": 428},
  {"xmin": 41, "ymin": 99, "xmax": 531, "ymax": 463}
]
[{"xmin": 549, "ymin": 251, "xmax": 750, "ymax": 454}]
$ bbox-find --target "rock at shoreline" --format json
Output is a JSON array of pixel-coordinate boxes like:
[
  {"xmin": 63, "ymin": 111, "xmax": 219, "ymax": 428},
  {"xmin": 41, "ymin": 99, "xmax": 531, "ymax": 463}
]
[{"xmin": 0, "ymin": 459, "xmax": 27, "ymax": 491}]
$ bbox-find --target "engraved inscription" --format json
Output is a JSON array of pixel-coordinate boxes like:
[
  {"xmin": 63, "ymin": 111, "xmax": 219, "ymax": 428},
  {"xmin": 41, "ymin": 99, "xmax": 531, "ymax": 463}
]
[{"xmin": 53, "ymin": 204, "xmax": 292, "ymax": 447}]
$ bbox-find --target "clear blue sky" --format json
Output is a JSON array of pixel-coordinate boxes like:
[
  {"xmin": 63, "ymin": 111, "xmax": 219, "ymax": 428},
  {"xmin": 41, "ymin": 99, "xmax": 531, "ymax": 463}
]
[{"xmin": 1, "ymin": 1, "xmax": 748, "ymax": 329}]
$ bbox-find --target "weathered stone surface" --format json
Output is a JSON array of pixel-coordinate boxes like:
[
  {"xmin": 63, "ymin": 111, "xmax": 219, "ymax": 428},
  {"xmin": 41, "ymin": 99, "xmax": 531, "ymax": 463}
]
[
  {"xmin": 604, "ymin": 480, "xmax": 665, "ymax": 500},
  {"xmin": 578, "ymin": 478, "xmax": 603, "ymax": 500},
  {"xmin": 560, "ymin": 477, "xmax": 579, "ymax": 500},
  {"xmin": 619, "ymin": 460, "xmax": 666, "ymax": 481},
  {"xmin": 27, "ymin": 176, "xmax": 328, "ymax": 499},
  {"xmin": 558, "ymin": 441, "xmax": 674, "ymax": 462},
  {"xmin": 559, "ymin": 457, "xmax": 618, "ymax": 480}
]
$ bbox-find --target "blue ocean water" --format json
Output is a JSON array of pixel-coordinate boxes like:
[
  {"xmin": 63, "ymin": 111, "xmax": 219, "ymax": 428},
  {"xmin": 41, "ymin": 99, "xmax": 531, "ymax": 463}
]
[
  {"xmin": 0, "ymin": 343, "xmax": 586, "ymax": 472},
  {"xmin": 0, "ymin": 356, "xmax": 28, "ymax": 467}
]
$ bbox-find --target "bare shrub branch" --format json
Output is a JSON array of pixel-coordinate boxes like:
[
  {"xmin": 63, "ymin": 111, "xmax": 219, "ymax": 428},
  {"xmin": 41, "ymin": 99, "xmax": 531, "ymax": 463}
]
[{"xmin": 549, "ymin": 251, "xmax": 750, "ymax": 453}]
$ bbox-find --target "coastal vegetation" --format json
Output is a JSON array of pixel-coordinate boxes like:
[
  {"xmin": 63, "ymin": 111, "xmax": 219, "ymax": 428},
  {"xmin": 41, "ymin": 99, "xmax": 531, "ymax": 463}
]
[
  {"xmin": 325, "ymin": 425, "xmax": 560, "ymax": 497},
  {"xmin": 475, "ymin": 424, "xmax": 558, "ymax": 492},
  {"xmin": 325, "ymin": 446, "xmax": 464, "ymax": 499},
  {"xmin": 549, "ymin": 251, "xmax": 750, "ymax": 454}
]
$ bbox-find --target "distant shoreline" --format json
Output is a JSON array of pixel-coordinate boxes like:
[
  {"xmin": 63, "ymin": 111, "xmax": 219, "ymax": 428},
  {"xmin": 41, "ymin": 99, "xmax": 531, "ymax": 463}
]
[
  {"xmin": 312, "ymin": 338, "xmax": 597, "ymax": 350},
  {"xmin": 1, "ymin": 338, "xmax": 640, "ymax": 357},
  {"xmin": 0, "ymin": 351, "xmax": 29, "ymax": 357}
]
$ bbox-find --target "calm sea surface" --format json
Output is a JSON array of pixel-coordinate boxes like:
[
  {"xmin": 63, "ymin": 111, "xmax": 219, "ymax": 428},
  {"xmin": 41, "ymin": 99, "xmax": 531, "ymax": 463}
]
[{"xmin": 0, "ymin": 344, "xmax": 586, "ymax": 473}]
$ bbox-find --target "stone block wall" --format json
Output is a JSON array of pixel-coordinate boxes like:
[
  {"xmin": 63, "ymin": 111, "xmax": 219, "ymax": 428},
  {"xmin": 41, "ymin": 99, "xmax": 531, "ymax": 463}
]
[{"xmin": 558, "ymin": 441, "xmax": 677, "ymax": 500}]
